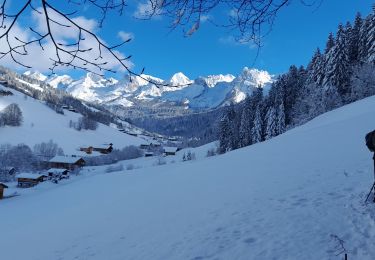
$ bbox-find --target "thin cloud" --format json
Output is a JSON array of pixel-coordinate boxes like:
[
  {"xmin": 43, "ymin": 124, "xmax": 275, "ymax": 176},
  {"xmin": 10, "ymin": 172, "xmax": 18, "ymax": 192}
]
[
  {"xmin": 118, "ymin": 31, "xmax": 135, "ymax": 42},
  {"xmin": 218, "ymin": 35, "xmax": 257, "ymax": 49}
]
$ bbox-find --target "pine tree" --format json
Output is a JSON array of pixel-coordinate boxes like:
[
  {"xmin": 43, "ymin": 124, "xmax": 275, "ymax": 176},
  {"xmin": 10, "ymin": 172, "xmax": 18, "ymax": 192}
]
[
  {"xmin": 367, "ymin": 8, "xmax": 375, "ymax": 63},
  {"xmin": 349, "ymin": 12, "xmax": 363, "ymax": 63},
  {"xmin": 307, "ymin": 48, "xmax": 325, "ymax": 85},
  {"xmin": 358, "ymin": 16, "xmax": 370, "ymax": 62},
  {"xmin": 325, "ymin": 32, "xmax": 335, "ymax": 54},
  {"xmin": 265, "ymin": 106, "xmax": 277, "ymax": 140},
  {"xmin": 324, "ymin": 23, "xmax": 351, "ymax": 96},
  {"xmin": 219, "ymin": 114, "xmax": 232, "ymax": 153},
  {"xmin": 276, "ymin": 101, "xmax": 286, "ymax": 135},
  {"xmin": 239, "ymin": 107, "xmax": 251, "ymax": 147},
  {"xmin": 251, "ymin": 105, "xmax": 262, "ymax": 144}
]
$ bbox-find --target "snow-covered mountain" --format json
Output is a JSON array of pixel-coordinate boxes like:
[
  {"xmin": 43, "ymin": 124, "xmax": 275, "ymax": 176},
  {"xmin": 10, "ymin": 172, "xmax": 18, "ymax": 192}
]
[{"xmin": 24, "ymin": 68, "xmax": 273, "ymax": 110}]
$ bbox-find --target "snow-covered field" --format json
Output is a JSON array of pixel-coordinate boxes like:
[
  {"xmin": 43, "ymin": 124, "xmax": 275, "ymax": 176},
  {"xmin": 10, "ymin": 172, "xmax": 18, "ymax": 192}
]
[
  {"xmin": 1, "ymin": 95, "xmax": 375, "ymax": 259},
  {"xmin": 0, "ymin": 85, "xmax": 144, "ymax": 155}
]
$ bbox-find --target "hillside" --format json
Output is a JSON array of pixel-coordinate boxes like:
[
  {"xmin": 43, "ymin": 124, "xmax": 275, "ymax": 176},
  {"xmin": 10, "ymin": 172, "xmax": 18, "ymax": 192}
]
[
  {"xmin": 0, "ymin": 94, "xmax": 375, "ymax": 259},
  {"xmin": 0, "ymin": 84, "xmax": 144, "ymax": 155}
]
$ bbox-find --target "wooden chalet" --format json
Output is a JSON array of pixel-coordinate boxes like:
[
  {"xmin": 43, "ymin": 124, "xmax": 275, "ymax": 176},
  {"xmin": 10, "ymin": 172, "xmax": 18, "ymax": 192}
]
[
  {"xmin": 80, "ymin": 146, "xmax": 94, "ymax": 154},
  {"xmin": 93, "ymin": 143, "xmax": 113, "ymax": 154},
  {"xmin": 0, "ymin": 182, "xmax": 8, "ymax": 199},
  {"xmin": 140, "ymin": 142, "xmax": 161, "ymax": 150},
  {"xmin": 49, "ymin": 156, "xmax": 85, "ymax": 170},
  {"xmin": 163, "ymin": 147, "xmax": 179, "ymax": 156},
  {"xmin": 17, "ymin": 173, "xmax": 46, "ymax": 188}
]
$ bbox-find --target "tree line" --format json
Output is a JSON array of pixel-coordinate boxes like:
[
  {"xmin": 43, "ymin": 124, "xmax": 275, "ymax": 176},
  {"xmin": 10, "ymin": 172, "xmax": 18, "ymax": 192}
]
[{"xmin": 219, "ymin": 9, "xmax": 375, "ymax": 153}]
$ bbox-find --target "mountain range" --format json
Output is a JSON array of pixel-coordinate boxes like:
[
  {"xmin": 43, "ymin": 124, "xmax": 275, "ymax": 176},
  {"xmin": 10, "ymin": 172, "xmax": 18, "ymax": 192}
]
[{"xmin": 24, "ymin": 68, "xmax": 273, "ymax": 110}]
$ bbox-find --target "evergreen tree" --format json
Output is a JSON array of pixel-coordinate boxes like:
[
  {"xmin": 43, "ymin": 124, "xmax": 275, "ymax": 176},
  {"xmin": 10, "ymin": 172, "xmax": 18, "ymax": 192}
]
[
  {"xmin": 349, "ymin": 12, "xmax": 363, "ymax": 63},
  {"xmin": 265, "ymin": 106, "xmax": 277, "ymax": 140},
  {"xmin": 239, "ymin": 106, "xmax": 251, "ymax": 147},
  {"xmin": 219, "ymin": 114, "xmax": 232, "ymax": 153},
  {"xmin": 251, "ymin": 105, "xmax": 263, "ymax": 144},
  {"xmin": 325, "ymin": 32, "xmax": 335, "ymax": 54},
  {"xmin": 276, "ymin": 101, "xmax": 286, "ymax": 135},
  {"xmin": 307, "ymin": 48, "xmax": 325, "ymax": 85},
  {"xmin": 367, "ymin": 8, "xmax": 375, "ymax": 63},
  {"xmin": 324, "ymin": 23, "xmax": 351, "ymax": 96},
  {"xmin": 358, "ymin": 15, "xmax": 370, "ymax": 62}
]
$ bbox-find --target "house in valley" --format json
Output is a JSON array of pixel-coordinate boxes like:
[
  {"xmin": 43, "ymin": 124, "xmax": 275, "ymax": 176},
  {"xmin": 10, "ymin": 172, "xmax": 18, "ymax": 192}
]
[
  {"xmin": 80, "ymin": 146, "xmax": 94, "ymax": 154},
  {"xmin": 49, "ymin": 156, "xmax": 85, "ymax": 170},
  {"xmin": 0, "ymin": 182, "xmax": 8, "ymax": 199},
  {"xmin": 93, "ymin": 143, "xmax": 113, "ymax": 154},
  {"xmin": 163, "ymin": 147, "xmax": 179, "ymax": 156},
  {"xmin": 17, "ymin": 173, "xmax": 47, "ymax": 188}
]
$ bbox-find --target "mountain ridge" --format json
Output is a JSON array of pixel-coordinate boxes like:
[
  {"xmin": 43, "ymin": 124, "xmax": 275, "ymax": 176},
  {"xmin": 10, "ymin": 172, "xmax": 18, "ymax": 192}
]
[{"xmin": 24, "ymin": 67, "xmax": 274, "ymax": 110}]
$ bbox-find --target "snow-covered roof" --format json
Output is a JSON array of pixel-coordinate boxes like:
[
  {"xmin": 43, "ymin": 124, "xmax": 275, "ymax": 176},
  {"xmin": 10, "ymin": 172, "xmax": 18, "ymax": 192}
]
[
  {"xmin": 17, "ymin": 173, "xmax": 45, "ymax": 179},
  {"xmin": 49, "ymin": 156, "xmax": 83, "ymax": 164},
  {"xmin": 47, "ymin": 168, "xmax": 69, "ymax": 174},
  {"xmin": 164, "ymin": 147, "xmax": 178, "ymax": 153},
  {"xmin": 0, "ymin": 182, "xmax": 8, "ymax": 188}
]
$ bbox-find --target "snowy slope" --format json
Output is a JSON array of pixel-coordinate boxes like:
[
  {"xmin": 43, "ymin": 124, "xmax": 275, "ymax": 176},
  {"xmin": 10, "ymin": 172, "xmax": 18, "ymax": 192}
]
[
  {"xmin": 1, "ymin": 95, "xmax": 375, "ymax": 259},
  {"xmin": 0, "ymin": 85, "xmax": 144, "ymax": 154},
  {"xmin": 24, "ymin": 68, "xmax": 272, "ymax": 110}
]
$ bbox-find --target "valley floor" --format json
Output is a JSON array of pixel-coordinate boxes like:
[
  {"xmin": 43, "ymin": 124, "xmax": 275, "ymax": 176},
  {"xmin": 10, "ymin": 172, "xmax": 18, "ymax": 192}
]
[{"xmin": 1, "ymin": 96, "xmax": 375, "ymax": 259}]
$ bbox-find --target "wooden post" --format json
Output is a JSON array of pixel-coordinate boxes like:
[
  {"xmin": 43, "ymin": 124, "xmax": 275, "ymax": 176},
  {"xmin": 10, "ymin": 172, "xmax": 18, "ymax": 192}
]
[
  {"xmin": 345, "ymin": 253, "xmax": 348, "ymax": 260},
  {"xmin": 0, "ymin": 187, "xmax": 4, "ymax": 200}
]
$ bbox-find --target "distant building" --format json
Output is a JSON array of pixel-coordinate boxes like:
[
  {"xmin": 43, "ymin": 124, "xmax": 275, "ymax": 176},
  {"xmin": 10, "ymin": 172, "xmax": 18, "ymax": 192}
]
[
  {"xmin": 163, "ymin": 147, "xmax": 179, "ymax": 156},
  {"xmin": 49, "ymin": 156, "xmax": 85, "ymax": 170},
  {"xmin": 80, "ymin": 146, "xmax": 94, "ymax": 154},
  {"xmin": 145, "ymin": 152, "xmax": 154, "ymax": 157},
  {"xmin": 93, "ymin": 143, "xmax": 113, "ymax": 154},
  {"xmin": 0, "ymin": 182, "xmax": 8, "ymax": 199},
  {"xmin": 140, "ymin": 142, "xmax": 161, "ymax": 150},
  {"xmin": 17, "ymin": 173, "xmax": 46, "ymax": 188}
]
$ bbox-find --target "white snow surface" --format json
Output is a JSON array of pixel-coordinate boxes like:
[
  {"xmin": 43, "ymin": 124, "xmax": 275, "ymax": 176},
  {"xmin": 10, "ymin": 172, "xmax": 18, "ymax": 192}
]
[
  {"xmin": 1, "ymin": 95, "xmax": 375, "ymax": 259},
  {"xmin": 0, "ymin": 85, "xmax": 144, "ymax": 155}
]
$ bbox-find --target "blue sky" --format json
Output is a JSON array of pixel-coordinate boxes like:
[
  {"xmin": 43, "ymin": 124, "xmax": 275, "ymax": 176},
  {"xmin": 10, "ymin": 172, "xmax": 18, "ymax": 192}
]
[{"xmin": 4, "ymin": 1, "xmax": 374, "ymax": 80}]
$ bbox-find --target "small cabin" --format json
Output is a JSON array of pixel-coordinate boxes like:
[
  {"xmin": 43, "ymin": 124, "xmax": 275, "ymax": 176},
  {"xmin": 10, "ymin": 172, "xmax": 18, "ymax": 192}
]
[
  {"xmin": 140, "ymin": 143, "xmax": 150, "ymax": 150},
  {"xmin": 0, "ymin": 182, "xmax": 8, "ymax": 199},
  {"xmin": 163, "ymin": 147, "xmax": 179, "ymax": 156},
  {"xmin": 145, "ymin": 152, "xmax": 154, "ymax": 157},
  {"xmin": 49, "ymin": 156, "xmax": 85, "ymax": 170},
  {"xmin": 80, "ymin": 146, "xmax": 94, "ymax": 154},
  {"xmin": 93, "ymin": 143, "xmax": 113, "ymax": 154},
  {"xmin": 17, "ymin": 173, "xmax": 46, "ymax": 188},
  {"xmin": 47, "ymin": 168, "xmax": 69, "ymax": 179}
]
